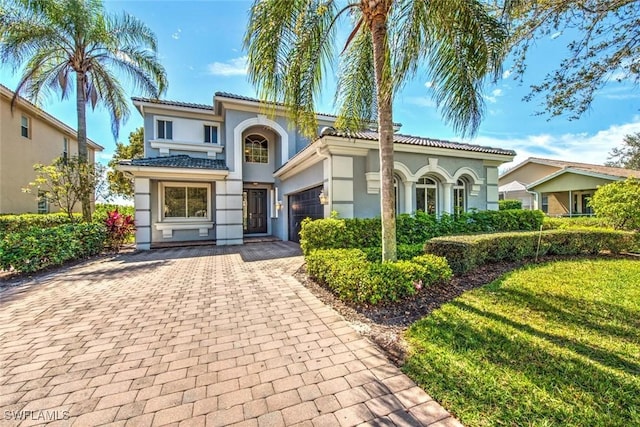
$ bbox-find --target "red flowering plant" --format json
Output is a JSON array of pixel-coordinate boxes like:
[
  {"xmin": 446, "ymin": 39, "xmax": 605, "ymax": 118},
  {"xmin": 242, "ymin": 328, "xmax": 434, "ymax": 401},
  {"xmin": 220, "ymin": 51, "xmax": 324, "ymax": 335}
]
[{"xmin": 104, "ymin": 209, "xmax": 135, "ymax": 252}]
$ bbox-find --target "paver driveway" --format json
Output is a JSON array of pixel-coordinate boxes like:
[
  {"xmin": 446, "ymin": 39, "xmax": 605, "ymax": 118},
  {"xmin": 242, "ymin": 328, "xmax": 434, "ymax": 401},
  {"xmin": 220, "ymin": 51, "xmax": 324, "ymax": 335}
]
[{"xmin": 0, "ymin": 242, "xmax": 461, "ymax": 427}]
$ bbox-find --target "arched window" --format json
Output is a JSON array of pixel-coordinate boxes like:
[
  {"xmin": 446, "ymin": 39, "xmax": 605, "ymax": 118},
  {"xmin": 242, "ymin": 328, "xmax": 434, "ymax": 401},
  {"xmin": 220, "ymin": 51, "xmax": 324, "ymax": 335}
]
[
  {"xmin": 454, "ymin": 179, "xmax": 466, "ymax": 213},
  {"xmin": 416, "ymin": 177, "xmax": 437, "ymax": 214},
  {"xmin": 244, "ymin": 134, "xmax": 268, "ymax": 163}
]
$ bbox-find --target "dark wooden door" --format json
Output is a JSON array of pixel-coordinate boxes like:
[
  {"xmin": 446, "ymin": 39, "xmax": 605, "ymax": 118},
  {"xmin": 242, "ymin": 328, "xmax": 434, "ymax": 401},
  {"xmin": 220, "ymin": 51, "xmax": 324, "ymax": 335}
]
[
  {"xmin": 288, "ymin": 186, "xmax": 324, "ymax": 242},
  {"xmin": 245, "ymin": 189, "xmax": 267, "ymax": 233}
]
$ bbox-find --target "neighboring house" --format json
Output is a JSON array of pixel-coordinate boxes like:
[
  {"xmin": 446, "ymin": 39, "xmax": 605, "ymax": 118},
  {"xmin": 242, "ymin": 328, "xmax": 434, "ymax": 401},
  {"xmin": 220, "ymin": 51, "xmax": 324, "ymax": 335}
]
[
  {"xmin": 499, "ymin": 157, "xmax": 640, "ymax": 216},
  {"xmin": 0, "ymin": 84, "xmax": 104, "ymax": 214},
  {"xmin": 118, "ymin": 92, "xmax": 515, "ymax": 250}
]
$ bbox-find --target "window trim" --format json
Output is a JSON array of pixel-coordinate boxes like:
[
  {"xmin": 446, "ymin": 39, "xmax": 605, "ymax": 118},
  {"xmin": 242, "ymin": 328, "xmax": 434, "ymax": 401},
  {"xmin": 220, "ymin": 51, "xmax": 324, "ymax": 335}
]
[
  {"xmin": 37, "ymin": 191, "xmax": 49, "ymax": 214},
  {"xmin": 453, "ymin": 179, "xmax": 466, "ymax": 213},
  {"xmin": 21, "ymin": 115, "xmax": 31, "ymax": 139},
  {"xmin": 203, "ymin": 123, "xmax": 220, "ymax": 144},
  {"xmin": 159, "ymin": 182, "xmax": 211, "ymax": 222},
  {"xmin": 63, "ymin": 137, "xmax": 69, "ymax": 159},
  {"xmin": 156, "ymin": 118, "xmax": 173, "ymax": 140},
  {"xmin": 416, "ymin": 176, "xmax": 438, "ymax": 214},
  {"xmin": 244, "ymin": 133, "xmax": 269, "ymax": 164}
]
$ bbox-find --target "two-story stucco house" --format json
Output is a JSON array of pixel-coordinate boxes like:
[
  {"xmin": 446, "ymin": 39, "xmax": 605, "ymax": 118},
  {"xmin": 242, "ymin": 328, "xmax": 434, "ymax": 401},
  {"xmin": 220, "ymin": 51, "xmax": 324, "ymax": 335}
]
[
  {"xmin": 0, "ymin": 84, "xmax": 104, "ymax": 214},
  {"xmin": 118, "ymin": 92, "xmax": 516, "ymax": 250}
]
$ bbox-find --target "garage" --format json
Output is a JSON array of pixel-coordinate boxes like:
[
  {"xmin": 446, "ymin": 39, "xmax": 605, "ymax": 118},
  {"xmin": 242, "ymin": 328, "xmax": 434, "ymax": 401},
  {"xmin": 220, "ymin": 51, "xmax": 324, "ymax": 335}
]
[{"xmin": 288, "ymin": 186, "xmax": 324, "ymax": 242}]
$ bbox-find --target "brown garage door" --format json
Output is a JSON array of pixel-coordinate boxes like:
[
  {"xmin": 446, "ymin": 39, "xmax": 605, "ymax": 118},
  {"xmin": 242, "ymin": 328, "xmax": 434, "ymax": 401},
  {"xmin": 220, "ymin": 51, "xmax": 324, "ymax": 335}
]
[{"xmin": 288, "ymin": 186, "xmax": 324, "ymax": 243}]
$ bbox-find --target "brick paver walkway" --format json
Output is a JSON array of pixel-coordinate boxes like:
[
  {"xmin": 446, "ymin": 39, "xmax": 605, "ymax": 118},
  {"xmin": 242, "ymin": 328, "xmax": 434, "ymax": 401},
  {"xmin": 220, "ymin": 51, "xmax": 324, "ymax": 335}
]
[{"xmin": 0, "ymin": 242, "xmax": 461, "ymax": 427}]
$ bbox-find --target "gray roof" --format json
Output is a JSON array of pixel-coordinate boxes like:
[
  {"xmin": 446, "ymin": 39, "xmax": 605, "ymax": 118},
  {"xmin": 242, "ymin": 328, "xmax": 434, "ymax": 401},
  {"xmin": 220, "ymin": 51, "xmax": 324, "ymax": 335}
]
[
  {"xmin": 323, "ymin": 130, "xmax": 516, "ymax": 156},
  {"xmin": 131, "ymin": 97, "xmax": 215, "ymax": 111},
  {"xmin": 120, "ymin": 155, "xmax": 228, "ymax": 170}
]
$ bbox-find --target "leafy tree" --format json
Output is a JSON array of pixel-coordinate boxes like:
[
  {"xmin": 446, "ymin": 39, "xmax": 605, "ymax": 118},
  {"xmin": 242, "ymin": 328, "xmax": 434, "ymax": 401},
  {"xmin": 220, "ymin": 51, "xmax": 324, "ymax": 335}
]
[
  {"xmin": 589, "ymin": 178, "xmax": 640, "ymax": 230},
  {"xmin": 245, "ymin": 0, "xmax": 509, "ymax": 261},
  {"xmin": 605, "ymin": 132, "xmax": 640, "ymax": 170},
  {"xmin": 107, "ymin": 127, "xmax": 144, "ymax": 198},
  {"xmin": 509, "ymin": 0, "xmax": 640, "ymax": 119},
  {"xmin": 0, "ymin": 0, "xmax": 167, "ymax": 222},
  {"xmin": 23, "ymin": 157, "xmax": 107, "ymax": 219}
]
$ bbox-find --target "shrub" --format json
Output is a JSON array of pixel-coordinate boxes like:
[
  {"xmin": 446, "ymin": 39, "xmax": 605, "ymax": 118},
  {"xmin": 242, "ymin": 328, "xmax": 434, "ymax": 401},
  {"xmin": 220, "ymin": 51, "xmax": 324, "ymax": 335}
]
[
  {"xmin": 300, "ymin": 209, "xmax": 545, "ymax": 255},
  {"xmin": 499, "ymin": 199, "xmax": 522, "ymax": 210},
  {"xmin": 0, "ymin": 223, "xmax": 106, "ymax": 273},
  {"xmin": 425, "ymin": 229, "xmax": 637, "ymax": 274},
  {"xmin": 305, "ymin": 249, "xmax": 452, "ymax": 305},
  {"xmin": 93, "ymin": 203, "xmax": 135, "ymax": 223},
  {"xmin": 0, "ymin": 212, "xmax": 80, "ymax": 235},
  {"xmin": 104, "ymin": 209, "xmax": 135, "ymax": 252},
  {"xmin": 542, "ymin": 216, "xmax": 613, "ymax": 230},
  {"xmin": 589, "ymin": 178, "xmax": 640, "ymax": 231},
  {"xmin": 361, "ymin": 243, "xmax": 425, "ymax": 262}
]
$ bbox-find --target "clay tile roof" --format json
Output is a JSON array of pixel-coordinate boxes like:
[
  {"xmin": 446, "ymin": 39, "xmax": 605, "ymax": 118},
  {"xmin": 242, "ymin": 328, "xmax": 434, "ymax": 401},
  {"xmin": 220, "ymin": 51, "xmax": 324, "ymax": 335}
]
[
  {"xmin": 323, "ymin": 130, "xmax": 515, "ymax": 156},
  {"xmin": 120, "ymin": 155, "xmax": 227, "ymax": 170},
  {"xmin": 131, "ymin": 97, "xmax": 215, "ymax": 111}
]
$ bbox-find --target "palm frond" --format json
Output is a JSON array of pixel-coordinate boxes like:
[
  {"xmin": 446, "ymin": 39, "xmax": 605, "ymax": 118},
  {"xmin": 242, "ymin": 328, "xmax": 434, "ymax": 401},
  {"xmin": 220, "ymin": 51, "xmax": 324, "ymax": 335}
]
[
  {"xmin": 88, "ymin": 61, "xmax": 129, "ymax": 138},
  {"xmin": 334, "ymin": 22, "xmax": 377, "ymax": 131}
]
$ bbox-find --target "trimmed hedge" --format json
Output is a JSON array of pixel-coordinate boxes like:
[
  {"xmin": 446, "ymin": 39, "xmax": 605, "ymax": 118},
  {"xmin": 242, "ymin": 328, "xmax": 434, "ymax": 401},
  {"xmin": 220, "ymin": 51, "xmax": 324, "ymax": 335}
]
[
  {"xmin": 300, "ymin": 209, "xmax": 545, "ymax": 255},
  {"xmin": 305, "ymin": 249, "xmax": 452, "ymax": 305},
  {"xmin": 499, "ymin": 199, "xmax": 522, "ymax": 210},
  {"xmin": 425, "ymin": 229, "xmax": 638, "ymax": 274},
  {"xmin": 0, "ymin": 223, "xmax": 106, "ymax": 273},
  {"xmin": 542, "ymin": 216, "xmax": 613, "ymax": 230},
  {"xmin": 0, "ymin": 213, "xmax": 80, "ymax": 235}
]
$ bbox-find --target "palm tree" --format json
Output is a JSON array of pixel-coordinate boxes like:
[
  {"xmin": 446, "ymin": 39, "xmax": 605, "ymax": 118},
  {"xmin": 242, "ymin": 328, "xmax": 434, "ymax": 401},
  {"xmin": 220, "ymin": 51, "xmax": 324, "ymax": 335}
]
[
  {"xmin": 245, "ymin": 0, "xmax": 509, "ymax": 261},
  {"xmin": 0, "ymin": 0, "xmax": 167, "ymax": 221}
]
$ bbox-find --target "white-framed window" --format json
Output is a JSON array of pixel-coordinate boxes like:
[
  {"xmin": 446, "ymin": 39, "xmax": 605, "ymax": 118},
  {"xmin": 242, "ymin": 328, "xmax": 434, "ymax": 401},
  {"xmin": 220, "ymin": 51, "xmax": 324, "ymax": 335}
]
[
  {"xmin": 63, "ymin": 137, "xmax": 69, "ymax": 159},
  {"xmin": 204, "ymin": 124, "xmax": 218, "ymax": 144},
  {"xmin": 161, "ymin": 183, "xmax": 210, "ymax": 221},
  {"xmin": 157, "ymin": 119, "xmax": 173, "ymax": 140},
  {"xmin": 21, "ymin": 115, "xmax": 30, "ymax": 138},
  {"xmin": 454, "ymin": 179, "xmax": 466, "ymax": 213},
  {"xmin": 37, "ymin": 191, "xmax": 49, "ymax": 214},
  {"xmin": 416, "ymin": 176, "xmax": 437, "ymax": 214},
  {"xmin": 244, "ymin": 134, "xmax": 268, "ymax": 163},
  {"xmin": 541, "ymin": 195, "xmax": 549, "ymax": 213}
]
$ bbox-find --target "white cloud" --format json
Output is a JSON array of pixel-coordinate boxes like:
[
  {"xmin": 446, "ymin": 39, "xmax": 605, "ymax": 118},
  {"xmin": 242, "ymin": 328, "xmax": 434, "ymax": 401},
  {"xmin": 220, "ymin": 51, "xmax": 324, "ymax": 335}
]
[
  {"xmin": 502, "ymin": 69, "xmax": 512, "ymax": 80},
  {"xmin": 551, "ymin": 31, "xmax": 562, "ymax": 39},
  {"xmin": 207, "ymin": 56, "xmax": 248, "ymax": 76},
  {"xmin": 424, "ymin": 81, "xmax": 433, "ymax": 88},
  {"xmin": 405, "ymin": 96, "xmax": 436, "ymax": 108},
  {"xmin": 469, "ymin": 117, "xmax": 640, "ymax": 171},
  {"xmin": 172, "ymin": 29, "xmax": 182, "ymax": 40},
  {"xmin": 484, "ymin": 88, "xmax": 503, "ymax": 103}
]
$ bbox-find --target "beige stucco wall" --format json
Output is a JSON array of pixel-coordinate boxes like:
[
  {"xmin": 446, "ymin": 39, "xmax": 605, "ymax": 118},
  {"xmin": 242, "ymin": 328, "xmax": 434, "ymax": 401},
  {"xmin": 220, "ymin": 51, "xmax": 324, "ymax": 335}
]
[
  {"xmin": 0, "ymin": 96, "xmax": 96, "ymax": 214},
  {"xmin": 499, "ymin": 163, "xmax": 561, "ymax": 186},
  {"xmin": 530, "ymin": 173, "xmax": 615, "ymax": 193}
]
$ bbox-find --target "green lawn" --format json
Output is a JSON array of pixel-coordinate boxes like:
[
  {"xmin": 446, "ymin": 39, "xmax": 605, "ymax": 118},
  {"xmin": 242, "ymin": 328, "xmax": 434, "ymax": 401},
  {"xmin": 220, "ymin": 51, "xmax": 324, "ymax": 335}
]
[{"xmin": 403, "ymin": 258, "xmax": 640, "ymax": 427}]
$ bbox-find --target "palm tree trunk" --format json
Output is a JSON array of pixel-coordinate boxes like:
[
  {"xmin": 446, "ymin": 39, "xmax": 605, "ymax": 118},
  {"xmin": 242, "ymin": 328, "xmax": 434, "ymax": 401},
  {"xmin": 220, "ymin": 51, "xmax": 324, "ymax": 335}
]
[
  {"xmin": 368, "ymin": 2, "xmax": 396, "ymax": 262},
  {"xmin": 76, "ymin": 73, "xmax": 92, "ymax": 222}
]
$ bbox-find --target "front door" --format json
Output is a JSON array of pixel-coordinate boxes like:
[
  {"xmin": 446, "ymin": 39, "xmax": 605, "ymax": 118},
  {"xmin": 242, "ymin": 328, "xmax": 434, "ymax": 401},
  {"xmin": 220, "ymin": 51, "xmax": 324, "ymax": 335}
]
[{"xmin": 244, "ymin": 189, "xmax": 267, "ymax": 234}]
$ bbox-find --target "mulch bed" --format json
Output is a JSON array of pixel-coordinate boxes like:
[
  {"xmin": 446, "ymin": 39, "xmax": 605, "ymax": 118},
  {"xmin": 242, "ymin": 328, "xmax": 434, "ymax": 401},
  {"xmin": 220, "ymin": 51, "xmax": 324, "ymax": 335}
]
[{"xmin": 294, "ymin": 253, "xmax": 638, "ymax": 366}]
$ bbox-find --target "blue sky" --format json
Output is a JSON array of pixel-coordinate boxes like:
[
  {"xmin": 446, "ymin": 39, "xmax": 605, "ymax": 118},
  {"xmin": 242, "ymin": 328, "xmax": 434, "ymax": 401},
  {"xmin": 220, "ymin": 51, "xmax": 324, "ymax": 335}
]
[{"xmin": 2, "ymin": 0, "xmax": 639, "ymax": 170}]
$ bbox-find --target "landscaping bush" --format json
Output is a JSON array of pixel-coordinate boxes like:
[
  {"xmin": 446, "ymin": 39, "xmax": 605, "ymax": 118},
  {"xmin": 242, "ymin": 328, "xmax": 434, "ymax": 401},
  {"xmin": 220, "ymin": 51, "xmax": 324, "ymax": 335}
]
[
  {"xmin": 498, "ymin": 199, "xmax": 522, "ymax": 210},
  {"xmin": 0, "ymin": 212, "xmax": 80, "ymax": 235},
  {"xmin": 0, "ymin": 223, "xmax": 106, "ymax": 273},
  {"xmin": 425, "ymin": 229, "xmax": 637, "ymax": 274},
  {"xmin": 542, "ymin": 216, "xmax": 612, "ymax": 230},
  {"xmin": 104, "ymin": 209, "xmax": 135, "ymax": 252},
  {"xmin": 305, "ymin": 248, "xmax": 452, "ymax": 305},
  {"xmin": 93, "ymin": 203, "xmax": 135, "ymax": 223},
  {"xmin": 300, "ymin": 209, "xmax": 545, "ymax": 255},
  {"xmin": 361, "ymin": 243, "xmax": 425, "ymax": 262}
]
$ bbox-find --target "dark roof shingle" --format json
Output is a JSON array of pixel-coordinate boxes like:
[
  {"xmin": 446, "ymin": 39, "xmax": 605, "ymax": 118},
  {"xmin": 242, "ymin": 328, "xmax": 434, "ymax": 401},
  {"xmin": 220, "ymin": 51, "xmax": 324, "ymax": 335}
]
[{"xmin": 120, "ymin": 155, "xmax": 227, "ymax": 170}]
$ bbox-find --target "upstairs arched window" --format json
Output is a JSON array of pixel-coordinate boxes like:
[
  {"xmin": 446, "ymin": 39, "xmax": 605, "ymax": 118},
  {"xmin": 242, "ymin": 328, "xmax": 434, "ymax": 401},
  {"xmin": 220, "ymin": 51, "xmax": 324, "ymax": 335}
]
[{"xmin": 244, "ymin": 134, "xmax": 268, "ymax": 163}]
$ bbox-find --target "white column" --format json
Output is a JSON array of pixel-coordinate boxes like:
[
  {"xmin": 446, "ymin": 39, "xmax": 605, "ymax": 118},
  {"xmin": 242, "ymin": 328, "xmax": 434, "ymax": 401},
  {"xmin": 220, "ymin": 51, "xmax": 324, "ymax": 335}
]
[
  {"xmin": 134, "ymin": 177, "xmax": 151, "ymax": 250},
  {"xmin": 403, "ymin": 181, "xmax": 414, "ymax": 214},
  {"xmin": 441, "ymin": 183, "xmax": 453, "ymax": 214}
]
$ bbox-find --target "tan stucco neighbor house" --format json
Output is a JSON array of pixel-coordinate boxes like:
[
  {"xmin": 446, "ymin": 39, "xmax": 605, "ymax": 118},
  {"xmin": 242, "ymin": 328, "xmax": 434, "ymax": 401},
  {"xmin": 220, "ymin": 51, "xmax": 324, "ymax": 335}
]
[
  {"xmin": 0, "ymin": 84, "xmax": 103, "ymax": 214},
  {"xmin": 499, "ymin": 157, "xmax": 640, "ymax": 216}
]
